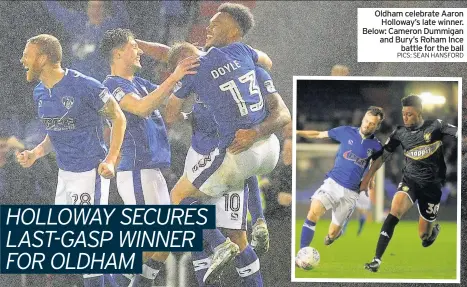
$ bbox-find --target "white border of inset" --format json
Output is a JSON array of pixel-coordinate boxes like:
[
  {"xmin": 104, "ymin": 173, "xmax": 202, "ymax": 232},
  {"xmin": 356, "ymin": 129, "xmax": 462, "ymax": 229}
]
[{"xmin": 291, "ymin": 76, "xmax": 462, "ymax": 283}]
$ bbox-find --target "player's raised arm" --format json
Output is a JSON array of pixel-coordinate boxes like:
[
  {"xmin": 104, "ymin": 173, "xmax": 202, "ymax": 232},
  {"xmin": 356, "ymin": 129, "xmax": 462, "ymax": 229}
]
[
  {"xmin": 99, "ymin": 97, "xmax": 126, "ymax": 179},
  {"xmin": 254, "ymin": 49, "xmax": 272, "ymax": 70},
  {"xmin": 16, "ymin": 134, "xmax": 53, "ymax": 168},
  {"xmin": 296, "ymin": 130, "xmax": 329, "ymax": 139},
  {"xmin": 118, "ymin": 56, "xmax": 199, "ymax": 118},
  {"xmin": 135, "ymin": 39, "xmax": 170, "ymax": 62}
]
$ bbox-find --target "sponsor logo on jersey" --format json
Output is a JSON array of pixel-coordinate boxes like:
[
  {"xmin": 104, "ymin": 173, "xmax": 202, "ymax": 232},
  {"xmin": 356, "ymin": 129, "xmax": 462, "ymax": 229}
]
[
  {"xmin": 404, "ymin": 140, "xmax": 442, "ymax": 160},
  {"xmin": 264, "ymin": 80, "xmax": 276, "ymax": 94},
  {"xmin": 113, "ymin": 87, "xmax": 126, "ymax": 102},
  {"xmin": 348, "ymin": 139, "xmax": 353, "ymax": 145},
  {"xmin": 41, "ymin": 117, "xmax": 75, "ymax": 131},
  {"xmin": 343, "ymin": 150, "xmax": 368, "ymax": 168},
  {"xmin": 173, "ymin": 81, "xmax": 182, "ymax": 93},
  {"xmin": 424, "ymin": 132, "xmax": 431, "ymax": 143},
  {"xmin": 61, "ymin": 96, "xmax": 74, "ymax": 110}
]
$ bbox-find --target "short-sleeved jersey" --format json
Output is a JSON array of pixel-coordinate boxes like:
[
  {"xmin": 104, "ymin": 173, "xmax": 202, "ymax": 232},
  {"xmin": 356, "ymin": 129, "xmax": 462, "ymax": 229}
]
[
  {"xmin": 33, "ymin": 69, "xmax": 109, "ymax": 172},
  {"xmin": 376, "ymin": 119, "xmax": 457, "ymax": 185},
  {"xmin": 102, "ymin": 75, "xmax": 170, "ymax": 171},
  {"xmin": 327, "ymin": 126, "xmax": 383, "ymax": 191},
  {"xmin": 174, "ymin": 42, "xmax": 267, "ymax": 150},
  {"xmin": 190, "ymin": 66, "xmax": 277, "ymax": 155}
]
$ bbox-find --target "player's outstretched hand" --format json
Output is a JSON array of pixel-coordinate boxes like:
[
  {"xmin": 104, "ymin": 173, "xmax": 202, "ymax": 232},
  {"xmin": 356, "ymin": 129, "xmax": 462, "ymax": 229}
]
[
  {"xmin": 98, "ymin": 161, "xmax": 115, "ymax": 179},
  {"xmin": 228, "ymin": 129, "xmax": 258, "ymax": 154},
  {"xmin": 16, "ymin": 150, "xmax": 36, "ymax": 168},
  {"xmin": 172, "ymin": 56, "xmax": 200, "ymax": 81}
]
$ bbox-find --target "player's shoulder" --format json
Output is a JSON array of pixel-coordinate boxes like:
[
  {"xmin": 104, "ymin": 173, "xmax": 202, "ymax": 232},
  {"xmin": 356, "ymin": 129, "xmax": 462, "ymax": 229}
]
[
  {"xmin": 391, "ymin": 125, "xmax": 405, "ymax": 135},
  {"xmin": 67, "ymin": 69, "xmax": 103, "ymax": 88}
]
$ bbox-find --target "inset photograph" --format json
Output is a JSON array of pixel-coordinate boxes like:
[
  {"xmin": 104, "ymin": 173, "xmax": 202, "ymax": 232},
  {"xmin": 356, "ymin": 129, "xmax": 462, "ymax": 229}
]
[{"xmin": 292, "ymin": 77, "xmax": 460, "ymax": 283}]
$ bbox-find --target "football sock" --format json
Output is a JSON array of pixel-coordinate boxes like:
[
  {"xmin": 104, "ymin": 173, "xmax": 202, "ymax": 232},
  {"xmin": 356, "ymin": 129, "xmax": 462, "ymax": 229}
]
[
  {"xmin": 357, "ymin": 214, "xmax": 367, "ymax": 236},
  {"xmin": 110, "ymin": 274, "xmax": 133, "ymax": 286},
  {"xmin": 235, "ymin": 245, "xmax": 263, "ymax": 287},
  {"xmin": 192, "ymin": 250, "xmax": 217, "ymax": 287},
  {"xmin": 83, "ymin": 274, "xmax": 104, "ymax": 287},
  {"xmin": 132, "ymin": 258, "xmax": 165, "ymax": 287},
  {"xmin": 300, "ymin": 218, "xmax": 316, "ymax": 248},
  {"xmin": 180, "ymin": 197, "xmax": 227, "ymax": 249},
  {"xmin": 246, "ymin": 176, "xmax": 265, "ymax": 223},
  {"xmin": 375, "ymin": 213, "xmax": 399, "ymax": 260}
]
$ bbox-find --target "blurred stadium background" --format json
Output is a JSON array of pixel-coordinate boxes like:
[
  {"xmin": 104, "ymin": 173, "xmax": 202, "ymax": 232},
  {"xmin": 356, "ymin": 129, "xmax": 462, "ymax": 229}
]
[{"xmin": 0, "ymin": 1, "xmax": 465, "ymax": 286}]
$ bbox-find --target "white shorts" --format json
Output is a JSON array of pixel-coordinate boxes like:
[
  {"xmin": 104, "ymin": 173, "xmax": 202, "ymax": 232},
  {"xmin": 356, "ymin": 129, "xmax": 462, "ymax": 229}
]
[
  {"xmin": 55, "ymin": 168, "xmax": 110, "ymax": 205},
  {"xmin": 204, "ymin": 188, "xmax": 247, "ymax": 230},
  {"xmin": 356, "ymin": 191, "xmax": 371, "ymax": 211},
  {"xmin": 116, "ymin": 168, "xmax": 169, "ymax": 205},
  {"xmin": 311, "ymin": 177, "xmax": 359, "ymax": 226},
  {"xmin": 185, "ymin": 134, "xmax": 280, "ymax": 197}
]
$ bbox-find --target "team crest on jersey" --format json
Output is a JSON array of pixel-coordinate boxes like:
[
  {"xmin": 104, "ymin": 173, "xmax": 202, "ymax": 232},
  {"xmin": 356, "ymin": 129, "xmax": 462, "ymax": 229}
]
[
  {"xmin": 348, "ymin": 139, "xmax": 353, "ymax": 145},
  {"xmin": 61, "ymin": 96, "xmax": 74, "ymax": 110},
  {"xmin": 173, "ymin": 81, "xmax": 182, "ymax": 93},
  {"xmin": 402, "ymin": 186, "xmax": 409, "ymax": 192},
  {"xmin": 424, "ymin": 132, "xmax": 431, "ymax": 143}
]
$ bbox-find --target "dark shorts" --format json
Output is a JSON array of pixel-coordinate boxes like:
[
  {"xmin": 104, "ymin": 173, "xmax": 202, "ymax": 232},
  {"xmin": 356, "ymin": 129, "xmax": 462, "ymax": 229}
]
[{"xmin": 397, "ymin": 176, "xmax": 442, "ymax": 222}]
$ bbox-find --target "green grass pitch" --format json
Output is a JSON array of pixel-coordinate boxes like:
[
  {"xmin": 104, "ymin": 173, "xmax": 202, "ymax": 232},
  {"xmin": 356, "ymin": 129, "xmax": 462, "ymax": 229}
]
[{"xmin": 294, "ymin": 219, "xmax": 457, "ymax": 279}]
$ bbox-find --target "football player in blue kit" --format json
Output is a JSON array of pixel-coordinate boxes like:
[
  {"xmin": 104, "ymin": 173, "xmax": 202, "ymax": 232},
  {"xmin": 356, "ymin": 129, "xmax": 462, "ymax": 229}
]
[
  {"xmin": 17, "ymin": 34, "xmax": 126, "ymax": 287},
  {"xmin": 100, "ymin": 28, "xmax": 199, "ymax": 287},
  {"xmin": 295, "ymin": 106, "xmax": 385, "ymax": 261},
  {"xmin": 166, "ymin": 24, "xmax": 292, "ymax": 286},
  {"xmin": 165, "ymin": 65, "xmax": 287, "ymax": 287}
]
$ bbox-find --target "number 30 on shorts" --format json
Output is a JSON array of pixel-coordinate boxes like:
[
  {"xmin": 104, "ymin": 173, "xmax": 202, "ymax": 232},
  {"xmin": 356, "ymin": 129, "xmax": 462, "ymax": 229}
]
[{"xmin": 426, "ymin": 203, "xmax": 440, "ymax": 215}]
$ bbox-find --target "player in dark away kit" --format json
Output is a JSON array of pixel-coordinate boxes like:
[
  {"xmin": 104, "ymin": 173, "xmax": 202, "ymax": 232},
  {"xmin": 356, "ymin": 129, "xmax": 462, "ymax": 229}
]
[{"xmin": 360, "ymin": 95, "xmax": 457, "ymax": 272}]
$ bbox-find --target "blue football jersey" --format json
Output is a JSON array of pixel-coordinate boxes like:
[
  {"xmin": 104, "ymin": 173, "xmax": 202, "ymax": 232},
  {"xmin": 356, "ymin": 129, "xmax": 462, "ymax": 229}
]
[
  {"xmin": 190, "ymin": 65, "xmax": 277, "ymax": 155},
  {"xmin": 174, "ymin": 42, "xmax": 267, "ymax": 150},
  {"xmin": 103, "ymin": 76, "xmax": 171, "ymax": 171},
  {"xmin": 33, "ymin": 69, "xmax": 109, "ymax": 172},
  {"xmin": 326, "ymin": 126, "xmax": 383, "ymax": 191}
]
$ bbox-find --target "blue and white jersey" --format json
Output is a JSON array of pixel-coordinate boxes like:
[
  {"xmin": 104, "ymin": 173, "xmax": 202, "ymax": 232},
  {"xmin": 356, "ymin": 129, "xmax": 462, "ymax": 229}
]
[
  {"xmin": 102, "ymin": 75, "xmax": 170, "ymax": 171},
  {"xmin": 174, "ymin": 42, "xmax": 268, "ymax": 150},
  {"xmin": 191, "ymin": 65, "xmax": 277, "ymax": 155},
  {"xmin": 33, "ymin": 69, "xmax": 109, "ymax": 172},
  {"xmin": 326, "ymin": 126, "xmax": 383, "ymax": 191}
]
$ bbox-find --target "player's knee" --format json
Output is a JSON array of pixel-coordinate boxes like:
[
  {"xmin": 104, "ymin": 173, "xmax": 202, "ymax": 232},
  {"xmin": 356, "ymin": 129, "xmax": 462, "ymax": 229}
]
[
  {"xmin": 307, "ymin": 208, "xmax": 321, "ymax": 222},
  {"xmin": 389, "ymin": 209, "xmax": 403, "ymax": 219},
  {"xmin": 224, "ymin": 230, "xmax": 247, "ymax": 251}
]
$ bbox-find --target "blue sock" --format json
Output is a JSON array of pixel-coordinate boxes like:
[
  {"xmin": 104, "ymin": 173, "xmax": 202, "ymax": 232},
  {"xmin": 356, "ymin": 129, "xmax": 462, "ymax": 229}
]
[
  {"xmin": 110, "ymin": 274, "xmax": 132, "ymax": 287},
  {"xmin": 357, "ymin": 214, "xmax": 367, "ymax": 236},
  {"xmin": 192, "ymin": 250, "xmax": 218, "ymax": 287},
  {"xmin": 83, "ymin": 275, "xmax": 104, "ymax": 287},
  {"xmin": 180, "ymin": 197, "xmax": 227, "ymax": 249},
  {"xmin": 300, "ymin": 219, "xmax": 316, "ymax": 249},
  {"xmin": 235, "ymin": 245, "xmax": 262, "ymax": 287},
  {"xmin": 246, "ymin": 176, "xmax": 264, "ymax": 224},
  {"xmin": 131, "ymin": 275, "xmax": 153, "ymax": 287}
]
